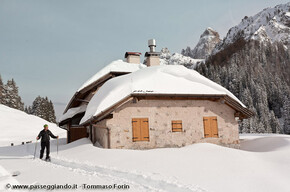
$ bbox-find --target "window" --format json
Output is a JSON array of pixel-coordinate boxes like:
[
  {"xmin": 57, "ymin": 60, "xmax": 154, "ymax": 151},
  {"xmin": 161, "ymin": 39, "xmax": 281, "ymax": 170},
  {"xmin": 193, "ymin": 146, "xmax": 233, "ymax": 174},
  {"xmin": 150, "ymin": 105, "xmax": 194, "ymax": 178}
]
[
  {"xmin": 203, "ymin": 116, "xmax": 219, "ymax": 138},
  {"xmin": 132, "ymin": 118, "xmax": 149, "ymax": 142},
  {"xmin": 172, "ymin": 120, "xmax": 183, "ymax": 132}
]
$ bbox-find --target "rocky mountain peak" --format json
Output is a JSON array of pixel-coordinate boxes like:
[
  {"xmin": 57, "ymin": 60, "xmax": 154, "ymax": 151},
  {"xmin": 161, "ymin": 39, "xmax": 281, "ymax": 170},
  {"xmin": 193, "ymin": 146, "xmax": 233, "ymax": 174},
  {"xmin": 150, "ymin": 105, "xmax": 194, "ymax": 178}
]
[
  {"xmin": 181, "ymin": 28, "xmax": 221, "ymax": 59},
  {"xmin": 191, "ymin": 27, "xmax": 221, "ymax": 59},
  {"xmin": 200, "ymin": 27, "xmax": 220, "ymax": 39}
]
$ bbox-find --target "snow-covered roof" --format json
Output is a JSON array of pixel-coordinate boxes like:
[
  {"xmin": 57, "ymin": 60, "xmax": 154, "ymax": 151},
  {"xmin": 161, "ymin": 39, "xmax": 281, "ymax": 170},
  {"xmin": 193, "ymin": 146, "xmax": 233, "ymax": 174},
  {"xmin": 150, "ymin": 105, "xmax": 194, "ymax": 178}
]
[
  {"xmin": 59, "ymin": 105, "xmax": 87, "ymax": 123},
  {"xmin": 77, "ymin": 60, "xmax": 146, "ymax": 92},
  {"xmin": 80, "ymin": 65, "xmax": 247, "ymax": 124},
  {"xmin": 63, "ymin": 60, "xmax": 146, "ymax": 114}
]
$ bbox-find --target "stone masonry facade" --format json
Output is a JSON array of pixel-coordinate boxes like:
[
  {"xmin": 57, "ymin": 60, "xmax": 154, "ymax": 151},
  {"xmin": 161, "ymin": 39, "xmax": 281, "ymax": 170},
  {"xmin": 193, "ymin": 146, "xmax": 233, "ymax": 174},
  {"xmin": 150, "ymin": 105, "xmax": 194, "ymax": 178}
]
[{"xmin": 92, "ymin": 99, "xmax": 240, "ymax": 149}]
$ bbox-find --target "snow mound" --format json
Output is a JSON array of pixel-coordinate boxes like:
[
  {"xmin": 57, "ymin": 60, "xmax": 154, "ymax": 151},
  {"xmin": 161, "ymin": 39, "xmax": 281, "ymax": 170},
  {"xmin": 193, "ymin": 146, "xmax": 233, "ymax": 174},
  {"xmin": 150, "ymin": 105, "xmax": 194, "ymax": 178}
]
[
  {"xmin": 77, "ymin": 60, "xmax": 146, "ymax": 92},
  {"xmin": 55, "ymin": 134, "xmax": 290, "ymax": 192},
  {"xmin": 240, "ymin": 134, "xmax": 290, "ymax": 152},
  {"xmin": 80, "ymin": 64, "xmax": 246, "ymax": 124},
  {"xmin": 0, "ymin": 104, "xmax": 66, "ymax": 146}
]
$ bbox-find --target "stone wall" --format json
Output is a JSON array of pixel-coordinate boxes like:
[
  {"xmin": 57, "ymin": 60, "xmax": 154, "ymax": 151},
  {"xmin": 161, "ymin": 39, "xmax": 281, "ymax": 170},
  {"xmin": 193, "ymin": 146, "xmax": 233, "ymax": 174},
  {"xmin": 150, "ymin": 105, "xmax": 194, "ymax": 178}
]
[{"xmin": 93, "ymin": 99, "xmax": 240, "ymax": 149}]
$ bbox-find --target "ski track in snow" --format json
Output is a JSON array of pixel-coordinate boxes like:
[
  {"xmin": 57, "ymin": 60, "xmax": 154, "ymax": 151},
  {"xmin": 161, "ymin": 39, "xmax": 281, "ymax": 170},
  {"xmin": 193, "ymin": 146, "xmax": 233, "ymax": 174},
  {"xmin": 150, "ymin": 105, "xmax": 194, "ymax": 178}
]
[{"xmin": 33, "ymin": 157, "xmax": 206, "ymax": 192}]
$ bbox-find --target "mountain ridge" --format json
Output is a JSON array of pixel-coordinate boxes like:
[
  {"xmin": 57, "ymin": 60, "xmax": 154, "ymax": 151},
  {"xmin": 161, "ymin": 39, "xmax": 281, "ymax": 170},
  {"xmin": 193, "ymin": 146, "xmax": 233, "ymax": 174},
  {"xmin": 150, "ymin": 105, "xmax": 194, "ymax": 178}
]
[
  {"xmin": 213, "ymin": 2, "xmax": 290, "ymax": 54},
  {"xmin": 178, "ymin": 2, "xmax": 290, "ymax": 134}
]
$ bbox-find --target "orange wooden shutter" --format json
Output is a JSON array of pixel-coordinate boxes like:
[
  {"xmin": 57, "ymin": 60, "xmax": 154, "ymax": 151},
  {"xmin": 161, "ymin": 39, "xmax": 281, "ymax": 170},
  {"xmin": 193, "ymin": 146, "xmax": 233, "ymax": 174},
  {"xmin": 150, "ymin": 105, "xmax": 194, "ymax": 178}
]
[
  {"xmin": 132, "ymin": 118, "xmax": 149, "ymax": 141},
  {"xmin": 203, "ymin": 116, "xmax": 219, "ymax": 138},
  {"xmin": 141, "ymin": 118, "xmax": 149, "ymax": 141},
  {"xmin": 172, "ymin": 120, "xmax": 182, "ymax": 132},
  {"xmin": 203, "ymin": 117, "xmax": 211, "ymax": 138},
  {"xmin": 132, "ymin": 118, "xmax": 141, "ymax": 141},
  {"xmin": 211, "ymin": 117, "xmax": 219, "ymax": 138}
]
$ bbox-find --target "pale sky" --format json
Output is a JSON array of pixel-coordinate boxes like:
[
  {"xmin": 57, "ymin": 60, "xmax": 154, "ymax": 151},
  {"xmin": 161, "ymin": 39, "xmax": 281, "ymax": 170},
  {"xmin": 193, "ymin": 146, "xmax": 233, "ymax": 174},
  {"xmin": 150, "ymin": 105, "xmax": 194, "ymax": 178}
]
[{"xmin": 0, "ymin": 0, "xmax": 288, "ymax": 119}]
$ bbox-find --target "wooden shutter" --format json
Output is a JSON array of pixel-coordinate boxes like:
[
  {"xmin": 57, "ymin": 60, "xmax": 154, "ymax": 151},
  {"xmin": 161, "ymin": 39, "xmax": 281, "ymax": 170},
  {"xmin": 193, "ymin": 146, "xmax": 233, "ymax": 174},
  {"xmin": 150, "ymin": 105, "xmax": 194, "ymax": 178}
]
[
  {"xmin": 203, "ymin": 117, "xmax": 211, "ymax": 138},
  {"xmin": 132, "ymin": 118, "xmax": 149, "ymax": 142},
  {"xmin": 172, "ymin": 120, "xmax": 183, "ymax": 132},
  {"xmin": 211, "ymin": 117, "xmax": 219, "ymax": 138},
  {"xmin": 132, "ymin": 118, "xmax": 141, "ymax": 141},
  {"xmin": 203, "ymin": 116, "xmax": 219, "ymax": 138},
  {"xmin": 141, "ymin": 118, "xmax": 149, "ymax": 141}
]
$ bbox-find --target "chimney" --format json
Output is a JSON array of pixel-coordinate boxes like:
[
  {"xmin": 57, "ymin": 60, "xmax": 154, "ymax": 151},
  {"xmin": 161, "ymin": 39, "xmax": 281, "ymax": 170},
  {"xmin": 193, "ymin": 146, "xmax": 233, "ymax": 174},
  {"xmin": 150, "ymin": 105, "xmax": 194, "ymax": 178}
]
[
  {"xmin": 145, "ymin": 39, "xmax": 160, "ymax": 67},
  {"xmin": 148, "ymin": 39, "xmax": 156, "ymax": 52},
  {"xmin": 124, "ymin": 52, "xmax": 141, "ymax": 64}
]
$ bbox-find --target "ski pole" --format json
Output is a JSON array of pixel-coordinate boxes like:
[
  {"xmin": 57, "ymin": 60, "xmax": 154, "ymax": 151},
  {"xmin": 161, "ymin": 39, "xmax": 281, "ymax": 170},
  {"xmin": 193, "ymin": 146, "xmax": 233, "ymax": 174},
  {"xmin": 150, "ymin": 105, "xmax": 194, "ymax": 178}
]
[
  {"xmin": 33, "ymin": 139, "xmax": 38, "ymax": 160},
  {"xmin": 57, "ymin": 137, "xmax": 59, "ymax": 155}
]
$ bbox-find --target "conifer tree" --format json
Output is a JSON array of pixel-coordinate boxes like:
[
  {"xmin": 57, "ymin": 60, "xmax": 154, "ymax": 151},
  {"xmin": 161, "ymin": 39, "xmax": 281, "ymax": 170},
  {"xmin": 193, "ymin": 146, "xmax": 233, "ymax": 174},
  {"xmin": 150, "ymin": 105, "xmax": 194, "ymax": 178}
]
[
  {"xmin": 2, "ymin": 79, "xmax": 24, "ymax": 110},
  {"xmin": 194, "ymin": 40, "xmax": 290, "ymax": 134},
  {"xmin": 30, "ymin": 96, "xmax": 56, "ymax": 123},
  {"xmin": 0, "ymin": 75, "xmax": 3, "ymax": 104},
  {"xmin": 283, "ymin": 96, "xmax": 290, "ymax": 134},
  {"xmin": 48, "ymin": 100, "xmax": 56, "ymax": 123}
]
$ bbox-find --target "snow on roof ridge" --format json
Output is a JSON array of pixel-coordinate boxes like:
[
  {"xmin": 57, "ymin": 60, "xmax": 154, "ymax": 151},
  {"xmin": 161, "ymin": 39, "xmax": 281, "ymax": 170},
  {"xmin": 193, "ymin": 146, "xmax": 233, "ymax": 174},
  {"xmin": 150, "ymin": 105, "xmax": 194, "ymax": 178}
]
[{"xmin": 80, "ymin": 65, "xmax": 246, "ymax": 124}]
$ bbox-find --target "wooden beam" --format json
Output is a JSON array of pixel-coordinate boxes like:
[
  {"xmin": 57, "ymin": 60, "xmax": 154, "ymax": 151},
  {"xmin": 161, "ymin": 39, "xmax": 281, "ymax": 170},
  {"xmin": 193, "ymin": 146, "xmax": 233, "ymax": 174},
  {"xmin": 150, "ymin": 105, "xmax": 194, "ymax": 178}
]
[{"xmin": 133, "ymin": 93, "xmax": 224, "ymax": 101}]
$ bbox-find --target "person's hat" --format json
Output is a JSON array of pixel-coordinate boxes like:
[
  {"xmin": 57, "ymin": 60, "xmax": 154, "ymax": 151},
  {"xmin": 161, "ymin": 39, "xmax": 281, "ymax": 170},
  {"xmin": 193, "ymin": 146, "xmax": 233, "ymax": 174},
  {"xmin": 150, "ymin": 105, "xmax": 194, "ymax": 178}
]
[{"xmin": 43, "ymin": 124, "xmax": 48, "ymax": 128}]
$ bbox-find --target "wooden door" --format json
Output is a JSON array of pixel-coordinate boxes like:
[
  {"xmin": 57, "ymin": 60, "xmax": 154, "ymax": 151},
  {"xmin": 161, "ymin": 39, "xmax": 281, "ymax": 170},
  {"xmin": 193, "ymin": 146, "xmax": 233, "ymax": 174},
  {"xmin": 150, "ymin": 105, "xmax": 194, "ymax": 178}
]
[{"xmin": 70, "ymin": 127, "xmax": 87, "ymax": 142}]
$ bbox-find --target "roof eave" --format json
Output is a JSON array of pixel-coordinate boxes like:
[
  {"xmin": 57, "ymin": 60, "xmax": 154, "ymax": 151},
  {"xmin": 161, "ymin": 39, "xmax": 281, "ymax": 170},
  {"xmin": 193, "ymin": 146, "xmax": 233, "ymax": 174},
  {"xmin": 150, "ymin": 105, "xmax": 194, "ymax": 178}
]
[
  {"xmin": 63, "ymin": 91, "xmax": 79, "ymax": 114},
  {"xmin": 224, "ymin": 95, "xmax": 254, "ymax": 119}
]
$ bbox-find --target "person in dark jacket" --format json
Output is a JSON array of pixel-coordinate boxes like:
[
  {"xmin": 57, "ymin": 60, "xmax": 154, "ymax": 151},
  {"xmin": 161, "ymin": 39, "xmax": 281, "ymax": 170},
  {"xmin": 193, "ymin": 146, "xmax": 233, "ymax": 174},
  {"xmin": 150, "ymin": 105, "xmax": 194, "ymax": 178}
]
[{"xmin": 36, "ymin": 124, "xmax": 58, "ymax": 161}]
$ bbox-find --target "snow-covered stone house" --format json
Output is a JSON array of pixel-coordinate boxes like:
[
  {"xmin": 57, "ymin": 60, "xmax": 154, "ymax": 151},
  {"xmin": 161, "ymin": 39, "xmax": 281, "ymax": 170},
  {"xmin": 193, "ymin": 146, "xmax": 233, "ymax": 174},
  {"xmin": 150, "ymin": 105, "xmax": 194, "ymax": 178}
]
[{"xmin": 59, "ymin": 40, "xmax": 253, "ymax": 149}]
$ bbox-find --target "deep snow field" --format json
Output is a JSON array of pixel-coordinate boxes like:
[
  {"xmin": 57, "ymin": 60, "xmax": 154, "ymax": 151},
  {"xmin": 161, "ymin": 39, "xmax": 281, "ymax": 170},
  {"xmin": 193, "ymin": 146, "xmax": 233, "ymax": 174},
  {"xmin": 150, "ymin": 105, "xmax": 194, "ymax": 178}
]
[
  {"xmin": 1, "ymin": 134, "xmax": 290, "ymax": 192},
  {"xmin": 1, "ymin": 104, "xmax": 290, "ymax": 192}
]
